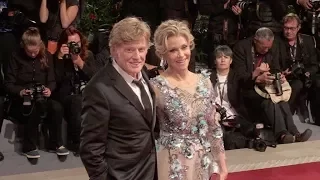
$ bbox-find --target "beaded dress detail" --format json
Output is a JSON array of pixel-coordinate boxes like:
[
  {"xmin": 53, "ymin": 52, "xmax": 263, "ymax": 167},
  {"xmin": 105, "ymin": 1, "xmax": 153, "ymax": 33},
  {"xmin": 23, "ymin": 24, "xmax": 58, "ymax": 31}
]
[{"xmin": 151, "ymin": 74, "xmax": 225, "ymax": 180}]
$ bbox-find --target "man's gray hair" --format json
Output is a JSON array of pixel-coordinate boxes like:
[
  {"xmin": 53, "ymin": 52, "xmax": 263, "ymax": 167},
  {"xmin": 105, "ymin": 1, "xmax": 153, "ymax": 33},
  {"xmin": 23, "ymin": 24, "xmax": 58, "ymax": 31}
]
[{"xmin": 254, "ymin": 27, "xmax": 274, "ymax": 41}]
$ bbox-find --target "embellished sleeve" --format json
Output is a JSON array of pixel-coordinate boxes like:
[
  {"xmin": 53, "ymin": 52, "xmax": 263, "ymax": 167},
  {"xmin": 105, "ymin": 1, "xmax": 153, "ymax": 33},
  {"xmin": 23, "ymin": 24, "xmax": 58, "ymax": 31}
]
[{"xmin": 205, "ymin": 78, "xmax": 225, "ymax": 159}]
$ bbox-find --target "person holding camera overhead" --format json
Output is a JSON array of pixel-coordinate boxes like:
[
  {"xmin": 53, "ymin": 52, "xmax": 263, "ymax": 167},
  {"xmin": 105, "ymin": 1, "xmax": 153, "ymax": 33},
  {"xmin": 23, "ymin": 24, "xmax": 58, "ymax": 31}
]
[
  {"xmin": 4, "ymin": 27, "xmax": 69, "ymax": 159},
  {"xmin": 52, "ymin": 26, "xmax": 97, "ymax": 155}
]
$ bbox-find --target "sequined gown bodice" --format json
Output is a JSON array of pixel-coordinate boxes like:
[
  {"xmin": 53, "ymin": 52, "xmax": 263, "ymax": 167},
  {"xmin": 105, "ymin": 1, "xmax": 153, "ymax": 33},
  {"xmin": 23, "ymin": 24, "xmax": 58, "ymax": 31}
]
[{"xmin": 151, "ymin": 74, "xmax": 225, "ymax": 180}]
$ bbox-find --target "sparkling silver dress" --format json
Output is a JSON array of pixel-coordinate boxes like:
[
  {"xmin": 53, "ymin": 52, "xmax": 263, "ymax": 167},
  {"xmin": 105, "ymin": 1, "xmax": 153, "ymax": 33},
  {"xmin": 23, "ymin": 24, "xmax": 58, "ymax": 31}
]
[{"xmin": 151, "ymin": 74, "xmax": 225, "ymax": 180}]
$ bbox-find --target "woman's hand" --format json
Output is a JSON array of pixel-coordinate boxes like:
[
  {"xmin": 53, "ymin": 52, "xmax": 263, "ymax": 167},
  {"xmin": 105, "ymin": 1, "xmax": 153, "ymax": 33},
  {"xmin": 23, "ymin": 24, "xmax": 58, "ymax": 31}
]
[
  {"xmin": 58, "ymin": 44, "xmax": 69, "ymax": 59},
  {"xmin": 218, "ymin": 170, "xmax": 228, "ymax": 180},
  {"xmin": 19, "ymin": 89, "xmax": 32, "ymax": 97},
  {"xmin": 72, "ymin": 55, "xmax": 84, "ymax": 69},
  {"xmin": 43, "ymin": 87, "xmax": 51, "ymax": 97}
]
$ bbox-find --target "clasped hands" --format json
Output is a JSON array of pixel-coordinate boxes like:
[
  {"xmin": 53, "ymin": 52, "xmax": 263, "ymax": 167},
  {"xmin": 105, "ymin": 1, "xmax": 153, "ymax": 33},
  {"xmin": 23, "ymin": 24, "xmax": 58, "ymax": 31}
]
[
  {"xmin": 20, "ymin": 87, "xmax": 51, "ymax": 97},
  {"xmin": 252, "ymin": 63, "xmax": 286, "ymax": 85}
]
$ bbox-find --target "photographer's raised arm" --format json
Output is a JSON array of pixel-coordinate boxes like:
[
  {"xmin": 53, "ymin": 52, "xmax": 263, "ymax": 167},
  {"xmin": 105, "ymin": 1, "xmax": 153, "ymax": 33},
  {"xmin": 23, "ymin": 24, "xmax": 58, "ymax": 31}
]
[
  {"xmin": 60, "ymin": 0, "xmax": 79, "ymax": 28},
  {"xmin": 39, "ymin": 0, "xmax": 49, "ymax": 23},
  {"xmin": 4, "ymin": 53, "xmax": 25, "ymax": 97}
]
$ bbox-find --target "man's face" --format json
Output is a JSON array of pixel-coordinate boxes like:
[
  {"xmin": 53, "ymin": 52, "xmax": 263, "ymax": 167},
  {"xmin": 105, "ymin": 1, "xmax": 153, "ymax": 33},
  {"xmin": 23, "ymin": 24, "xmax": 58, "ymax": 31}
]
[
  {"xmin": 254, "ymin": 38, "xmax": 274, "ymax": 55},
  {"xmin": 283, "ymin": 20, "xmax": 300, "ymax": 41},
  {"xmin": 111, "ymin": 37, "xmax": 149, "ymax": 78}
]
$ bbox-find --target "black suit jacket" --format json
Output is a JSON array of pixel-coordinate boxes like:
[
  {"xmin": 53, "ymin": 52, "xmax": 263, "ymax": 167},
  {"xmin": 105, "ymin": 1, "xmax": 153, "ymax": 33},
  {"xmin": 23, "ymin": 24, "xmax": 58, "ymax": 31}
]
[
  {"xmin": 210, "ymin": 69, "xmax": 250, "ymax": 120},
  {"xmin": 232, "ymin": 36, "xmax": 282, "ymax": 97},
  {"xmin": 80, "ymin": 63, "xmax": 158, "ymax": 180},
  {"xmin": 278, "ymin": 33, "xmax": 319, "ymax": 76}
]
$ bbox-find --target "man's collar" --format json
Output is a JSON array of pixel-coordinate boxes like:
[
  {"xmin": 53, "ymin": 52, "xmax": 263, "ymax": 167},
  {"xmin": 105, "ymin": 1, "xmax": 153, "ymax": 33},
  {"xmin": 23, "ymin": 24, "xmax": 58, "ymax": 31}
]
[{"xmin": 112, "ymin": 59, "xmax": 143, "ymax": 84}]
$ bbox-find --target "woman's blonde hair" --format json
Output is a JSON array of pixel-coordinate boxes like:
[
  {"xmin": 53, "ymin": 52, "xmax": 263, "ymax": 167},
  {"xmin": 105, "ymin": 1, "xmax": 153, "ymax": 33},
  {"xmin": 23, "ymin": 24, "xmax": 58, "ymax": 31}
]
[
  {"xmin": 21, "ymin": 27, "xmax": 48, "ymax": 69},
  {"xmin": 153, "ymin": 20, "xmax": 195, "ymax": 58},
  {"xmin": 109, "ymin": 17, "xmax": 151, "ymax": 49}
]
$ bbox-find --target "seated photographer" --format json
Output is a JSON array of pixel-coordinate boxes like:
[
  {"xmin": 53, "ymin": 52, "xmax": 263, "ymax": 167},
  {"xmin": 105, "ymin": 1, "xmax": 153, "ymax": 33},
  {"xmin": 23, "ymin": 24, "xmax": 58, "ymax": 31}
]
[
  {"xmin": 279, "ymin": 13, "xmax": 319, "ymax": 123},
  {"xmin": 4, "ymin": 27, "xmax": 68, "ymax": 159},
  {"xmin": 232, "ymin": 27, "xmax": 312, "ymax": 144},
  {"xmin": 53, "ymin": 26, "xmax": 97, "ymax": 153},
  {"xmin": 210, "ymin": 45, "xmax": 258, "ymax": 149}
]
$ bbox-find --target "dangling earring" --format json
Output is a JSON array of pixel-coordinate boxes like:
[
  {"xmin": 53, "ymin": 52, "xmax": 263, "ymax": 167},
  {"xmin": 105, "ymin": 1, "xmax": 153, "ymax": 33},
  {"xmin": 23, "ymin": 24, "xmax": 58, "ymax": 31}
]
[{"xmin": 160, "ymin": 57, "xmax": 167, "ymax": 69}]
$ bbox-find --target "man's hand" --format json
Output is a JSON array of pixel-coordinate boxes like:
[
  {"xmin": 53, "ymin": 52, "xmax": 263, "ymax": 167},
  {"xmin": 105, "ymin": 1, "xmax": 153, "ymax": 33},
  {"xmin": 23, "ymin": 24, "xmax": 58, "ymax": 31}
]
[
  {"xmin": 252, "ymin": 63, "xmax": 270, "ymax": 79},
  {"xmin": 298, "ymin": 0, "xmax": 313, "ymax": 9},
  {"xmin": 256, "ymin": 72, "xmax": 275, "ymax": 85},
  {"xmin": 282, "ymin": 68, "xmax": 292, "ymax": 76},
  {"xmin": 280, "ymin": 73, "xmax": 287, "ymax": 84},
  {"xmin": 43, "ymin": 87, "xmax": 51, "ymax": 97},
  {"xmin": 231, "ymin": 5, "xmax": 242, "ymax": 15}
]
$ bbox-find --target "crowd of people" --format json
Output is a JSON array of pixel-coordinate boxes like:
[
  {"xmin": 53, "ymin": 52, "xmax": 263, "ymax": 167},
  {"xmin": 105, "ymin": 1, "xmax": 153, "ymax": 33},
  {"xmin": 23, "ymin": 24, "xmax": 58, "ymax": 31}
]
[{"xmin": 1, "ymin": 0, "xmax": 320, "ymax": 180}]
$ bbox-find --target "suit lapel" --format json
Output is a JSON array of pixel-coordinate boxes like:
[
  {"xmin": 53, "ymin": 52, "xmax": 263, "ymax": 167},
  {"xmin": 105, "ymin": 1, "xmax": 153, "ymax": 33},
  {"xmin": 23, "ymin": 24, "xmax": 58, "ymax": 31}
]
[{"xmin": 106, "ymin": 64, "xmax": 151, "ymax": 126}]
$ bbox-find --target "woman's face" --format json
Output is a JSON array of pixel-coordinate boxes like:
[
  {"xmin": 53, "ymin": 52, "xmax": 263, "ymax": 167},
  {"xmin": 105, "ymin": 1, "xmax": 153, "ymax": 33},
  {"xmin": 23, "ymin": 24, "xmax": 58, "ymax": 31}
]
[
  {"xmin": 215, "ymin": 53, "xmax": 232, "ymax": 71},
  {"xmin": 67, "ymin": 33, "xmax": 81, "ymax": 48},
  {"xmin": 163, "ymin": 35, "xmax": 191, "ymax": 72},
  {"xmin": 24, "ymin": 45, "xmax": 40, "ymax": 58}
]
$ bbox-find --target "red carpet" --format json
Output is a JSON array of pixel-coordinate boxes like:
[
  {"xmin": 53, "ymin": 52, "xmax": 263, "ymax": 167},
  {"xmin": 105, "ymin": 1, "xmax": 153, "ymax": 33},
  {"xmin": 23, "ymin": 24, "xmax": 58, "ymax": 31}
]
[{"xmin": 211, "ymin": 162, "xmax": 320, "ymax": 180}]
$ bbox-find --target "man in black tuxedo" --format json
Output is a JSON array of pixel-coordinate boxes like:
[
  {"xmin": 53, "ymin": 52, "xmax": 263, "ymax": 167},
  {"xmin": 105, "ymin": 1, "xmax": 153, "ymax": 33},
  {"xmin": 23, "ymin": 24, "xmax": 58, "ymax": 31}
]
[{"xmin": 80, "ymin": 17, "xmax": 158, "ymax": 180}]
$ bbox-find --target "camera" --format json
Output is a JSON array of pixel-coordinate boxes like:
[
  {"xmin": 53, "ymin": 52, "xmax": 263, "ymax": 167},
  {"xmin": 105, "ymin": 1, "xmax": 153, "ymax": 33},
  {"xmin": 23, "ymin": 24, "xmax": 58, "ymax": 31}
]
[
  {"xmin": 290, "ymin": 62, "xmax": 312, "ymax": 88},
  {"xmin": 310, "ymin": 0, "xmax": 320, "ymax": 10},
  {"xmin": 215, "ymin": 103, "xmax": 227, "ymax": 120},
  {"xmin": 228, "ymin": 0, "xmax": 254, "ymax": 9},
  {"xmin": 23, "ymin": 83, "xmax": 45, "ymax": 106},
  {"xmin": 63, "ymin": 41, "xmax": 81, "ymax": 59},
  {"xmin": 248, "ymin": 138, "xmax": 267, "ymax": 152},
  {"xmin": 22, "ymin": 83, "xmax": 47, "ymax": 117},
  {"xmin": 269, "ymin": 72, "xmax": 283, "ymax": 96},
  {"xmin": 73, "ymin": 80, "xmax": 87, "ymax": 95}
]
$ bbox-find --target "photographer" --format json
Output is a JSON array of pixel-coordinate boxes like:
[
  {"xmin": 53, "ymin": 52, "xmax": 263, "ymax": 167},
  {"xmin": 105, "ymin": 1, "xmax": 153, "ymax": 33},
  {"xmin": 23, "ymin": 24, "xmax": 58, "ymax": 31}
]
[
  {"xmin": 4, "ymin": 27, "xmax": 68, "ymax": 159},
  {"xmin": 53, "ymin": 26, "xmax": 97, "ymax": 154},
  {"xmin": 279, "ymin": 14, "xmax": 319, "ymax": 122},
  {"xmin": 233, "ymin": 27, "xmax": 312, "ymax": 144},
  {"xmin": 40, "ymin": 0, "xmax": 79, "ymax": 54},
  {"xmin": 210, "ymin": 45, "xmax": 258, "ymax": 150}
]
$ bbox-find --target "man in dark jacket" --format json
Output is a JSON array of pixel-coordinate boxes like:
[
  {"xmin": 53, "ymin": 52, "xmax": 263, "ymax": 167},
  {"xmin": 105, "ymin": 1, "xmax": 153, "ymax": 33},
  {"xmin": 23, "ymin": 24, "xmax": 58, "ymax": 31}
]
[{"xmin": 233, "ymin": 27, "xmax": 312, "ymax": 144}]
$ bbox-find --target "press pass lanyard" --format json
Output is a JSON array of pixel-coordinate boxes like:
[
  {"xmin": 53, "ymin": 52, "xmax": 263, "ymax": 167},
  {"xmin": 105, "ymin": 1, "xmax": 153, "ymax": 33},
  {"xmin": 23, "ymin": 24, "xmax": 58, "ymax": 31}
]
[{"xmin": 217, "ymin": 80, "xmax": 227, "ymax": 105}]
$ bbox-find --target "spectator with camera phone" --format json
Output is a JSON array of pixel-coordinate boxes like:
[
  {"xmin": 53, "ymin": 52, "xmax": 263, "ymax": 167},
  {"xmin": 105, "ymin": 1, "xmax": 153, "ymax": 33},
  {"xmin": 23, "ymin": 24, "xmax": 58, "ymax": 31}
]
[
  {"xmin": 52, "ymin": 26, "xmax": 97, "ymax": 155},
  {"xmin": 279, "ymin": 13, "xmax": 319, "ymax": 123},
  {"xmin": 4, "ymin": 27, "xmax": 68, "ymax": 159},
  {"xmin": 40, "ymin": 0, "xmax": 79, "ymax": 54},
  {"xmin": 233, "ymin": 27, "xmax": 312, "ymax": 144}
]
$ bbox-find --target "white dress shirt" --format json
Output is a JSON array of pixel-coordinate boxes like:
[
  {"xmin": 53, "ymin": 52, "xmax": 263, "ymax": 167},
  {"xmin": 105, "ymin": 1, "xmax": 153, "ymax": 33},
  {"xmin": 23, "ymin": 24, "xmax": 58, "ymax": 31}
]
[
  {"xmin": 214, "ymin": 74, "xmax": 238, "ymax": 118},
  {"xmin": 112, "ymin": 60, "xmax": 153, "ymax": 110}
]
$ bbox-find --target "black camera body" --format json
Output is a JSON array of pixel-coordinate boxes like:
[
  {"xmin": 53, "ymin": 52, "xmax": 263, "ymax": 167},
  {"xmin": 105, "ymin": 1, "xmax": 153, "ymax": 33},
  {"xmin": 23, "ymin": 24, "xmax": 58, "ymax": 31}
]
[
  {"xmin": 73, "ymin": 80, "xmax": 87, "ymax": 95},
  {"xmin": 248, "ymin": 138, "xmax": 267, "ymax": 152},
  {"xmin": 290, "ymin": 62, "xmax": 312, "ymax": 88},
  {"xmin": 310, "ymin": 0, "xmax": 320, "ymax": 10},
  {"xmin": 215, "ymin": 103, "xmax": 227, "ymax": 120},
  {"xmin": 269, "ymin": 72, "xmax": 283, "ymax": 96},
  {"xmin": 228, "ymin": 0, "xmax": 254, "ymax": 9},
  {"xmin": 23, "ymin": 83, "xmax": 45, "ymax": 106},
  {"xmin": 64, "ymin": 41, "xmax": 81, "ymax": 59}
]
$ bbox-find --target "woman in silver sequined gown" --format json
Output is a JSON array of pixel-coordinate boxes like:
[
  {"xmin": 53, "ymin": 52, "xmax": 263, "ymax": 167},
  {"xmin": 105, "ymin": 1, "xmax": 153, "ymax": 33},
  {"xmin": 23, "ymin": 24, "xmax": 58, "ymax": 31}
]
[{"xmin": 151, "ymin": 20, "xmax": 228, "ymax": 180}]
